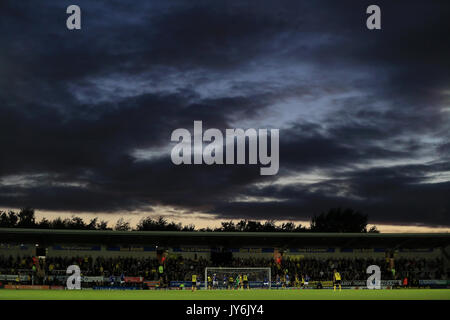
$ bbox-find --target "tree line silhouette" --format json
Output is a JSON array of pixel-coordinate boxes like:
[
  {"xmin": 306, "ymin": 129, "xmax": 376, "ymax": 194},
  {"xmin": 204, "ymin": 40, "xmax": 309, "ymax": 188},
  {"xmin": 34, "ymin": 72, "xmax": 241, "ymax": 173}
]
[{"xmin": 0, "ymin": 207, "xmax": 379, "ymax": 233}]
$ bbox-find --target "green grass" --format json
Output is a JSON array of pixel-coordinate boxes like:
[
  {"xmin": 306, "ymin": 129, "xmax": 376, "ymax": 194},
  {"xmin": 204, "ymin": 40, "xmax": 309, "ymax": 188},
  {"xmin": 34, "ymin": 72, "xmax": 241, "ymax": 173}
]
[{"xmin": 0, "ymin": 289, "xmax": 449, "ymax": 300}]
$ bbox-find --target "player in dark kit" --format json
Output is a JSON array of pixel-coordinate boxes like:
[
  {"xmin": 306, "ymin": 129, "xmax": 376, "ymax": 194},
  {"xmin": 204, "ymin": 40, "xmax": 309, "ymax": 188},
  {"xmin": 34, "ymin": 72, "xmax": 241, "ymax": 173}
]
[
  {"xmin": 212, "ymin": 273, "xmax": 218, "ymax": 290},
  {"xmin": 228, "ymin": 274, "xmax": 234, "ymax": 290}
]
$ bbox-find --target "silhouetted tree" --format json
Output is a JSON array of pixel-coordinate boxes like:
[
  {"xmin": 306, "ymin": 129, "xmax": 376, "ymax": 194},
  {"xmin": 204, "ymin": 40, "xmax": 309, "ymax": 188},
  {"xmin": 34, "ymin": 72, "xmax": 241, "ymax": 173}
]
[
  {"xmin": 261, "ymin": 220, "xmax": 277, "ymax": 232},
  {"xmin": 97, "ymin": 220, "xmax": 110, "ymax": 230},
  {"xmin": 0, "ymin": 211, "xmax": 18, "ymax": 227},
  {"xmin": 50, "ymin": 217, "xmax": 68, "ymax": 229},
  {"xmin": 281, "ymin": 222, "xmax": 295, "ymax": 232},
  {"xmin": 114, "ymin": 218, "xmax": 131, "ymax": 231},
  {"xmin": 245, "ymin": 220, "xmax": 262, "ymax": 232},
  {"xmin": 67, "ymin": 216, "xmax": 86, "ymax": 229},
  {"xmin": 87, "ymin": 218, "xmax": 99, "ymax": 230},
  {"xmin": 219, "ymin": 221, "xmax": 236, "ymax": 232},
  {"xmin": 310, "ymin": 208, "xmax": 372, "ymax": 233},
  {"xmin": 181, "ymin": 224, "xmax": 195, "ymax": 231},
  {"xmin": 37, "ymin": 217, "xmax": 51, "ymax": 229},
  {"xmin": 17, "ymin": 207, "xmax": 36, "ymax": 228},
  {"xmin": 0, "ymin": 207, "xmax": 379, "ymax": 232}
]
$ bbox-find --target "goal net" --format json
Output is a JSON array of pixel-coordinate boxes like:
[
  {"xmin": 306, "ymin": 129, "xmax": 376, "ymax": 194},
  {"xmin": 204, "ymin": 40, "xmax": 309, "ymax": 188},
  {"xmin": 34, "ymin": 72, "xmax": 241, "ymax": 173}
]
[{"xmin": 204, "ymin": 267, "xmax": 271, "ymax": 289}]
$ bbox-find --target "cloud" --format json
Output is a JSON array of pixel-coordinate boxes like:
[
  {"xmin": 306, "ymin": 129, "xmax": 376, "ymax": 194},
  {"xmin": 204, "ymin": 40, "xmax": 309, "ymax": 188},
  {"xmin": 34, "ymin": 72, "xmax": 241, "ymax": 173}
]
[{"xmin": 0, "ymin": 0, "xmax": 449, "ymax": 227}]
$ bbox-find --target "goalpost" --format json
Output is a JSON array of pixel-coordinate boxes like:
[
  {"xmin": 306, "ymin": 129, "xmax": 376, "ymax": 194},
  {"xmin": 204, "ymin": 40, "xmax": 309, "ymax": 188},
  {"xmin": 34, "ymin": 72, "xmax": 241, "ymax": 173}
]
[{"xmin": 204, "ymin": 267, "xmax": 271, "ymax": 290}]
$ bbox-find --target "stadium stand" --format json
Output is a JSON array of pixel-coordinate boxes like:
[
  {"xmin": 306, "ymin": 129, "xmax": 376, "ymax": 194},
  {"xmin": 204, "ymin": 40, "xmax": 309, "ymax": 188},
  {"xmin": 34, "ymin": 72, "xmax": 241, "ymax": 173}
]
[{"xmin": 0, "ymin": 228, "xmax": 449, "ymax": 289}]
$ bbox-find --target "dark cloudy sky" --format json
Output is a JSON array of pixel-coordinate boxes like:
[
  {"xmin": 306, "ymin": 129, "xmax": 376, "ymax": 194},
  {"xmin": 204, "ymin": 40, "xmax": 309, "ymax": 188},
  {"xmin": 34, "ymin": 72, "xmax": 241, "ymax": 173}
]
[{"xmin": 1, "ymin": 0, "xmax": 449, "ymax": 231}]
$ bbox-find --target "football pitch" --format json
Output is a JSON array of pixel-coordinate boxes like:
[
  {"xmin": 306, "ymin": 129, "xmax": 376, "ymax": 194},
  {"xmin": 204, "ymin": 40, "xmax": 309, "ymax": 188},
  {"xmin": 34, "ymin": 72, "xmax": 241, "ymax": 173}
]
[{"xmin": 0, "ymin": 289, "xmax": 449, "ymax": 300}]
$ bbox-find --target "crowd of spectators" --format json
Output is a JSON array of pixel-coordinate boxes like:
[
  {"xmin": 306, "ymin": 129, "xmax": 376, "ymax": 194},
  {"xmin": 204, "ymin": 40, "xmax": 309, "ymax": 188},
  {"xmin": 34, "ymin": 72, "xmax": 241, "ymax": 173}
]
[{"xmin": 1, "ymin": 254, "xmax": 447, "ymax": 286}]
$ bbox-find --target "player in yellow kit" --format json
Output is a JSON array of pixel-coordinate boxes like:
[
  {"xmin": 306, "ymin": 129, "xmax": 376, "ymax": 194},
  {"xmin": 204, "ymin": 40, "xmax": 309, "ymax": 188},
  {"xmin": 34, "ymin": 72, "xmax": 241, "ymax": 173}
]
[
  {"xmin": 207, "ymin": 275, "xmax": 213, "ymax": 290},
  {"xmin": 294, "ymin": 273, "xmax": 300, "ymax": 289},
  {"xmin": 15, "ymin": 273, "xmax": 20, "ymax": 289},
  {"xmin": 333, "ymin": 269, "xmax": 342, "ymax": 291},
  {"xmin": 191, "ymin": 274, "xmax": 197, "ymax": 292},
  {"xmin": 243, "ymin": 274, "xmax": 249, "ymax": 290}
]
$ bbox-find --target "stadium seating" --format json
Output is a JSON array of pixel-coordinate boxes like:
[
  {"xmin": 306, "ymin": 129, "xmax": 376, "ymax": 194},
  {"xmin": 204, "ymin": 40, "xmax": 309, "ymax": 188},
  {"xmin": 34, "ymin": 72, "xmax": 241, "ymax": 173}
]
[{"xmin": 0, "ymin": 254, "xmax": 447, "ymax": 287}]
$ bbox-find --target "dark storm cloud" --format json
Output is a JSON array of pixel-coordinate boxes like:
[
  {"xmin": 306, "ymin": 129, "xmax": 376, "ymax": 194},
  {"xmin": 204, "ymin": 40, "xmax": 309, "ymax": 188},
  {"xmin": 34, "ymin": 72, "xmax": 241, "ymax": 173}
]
[
  {"xmin": 211, "ymin": 162, "xmax": 450, "ymax": 226},
  {"xmin": 0, "ymin": 0, "xmax": 449, "ymax": 227}
]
